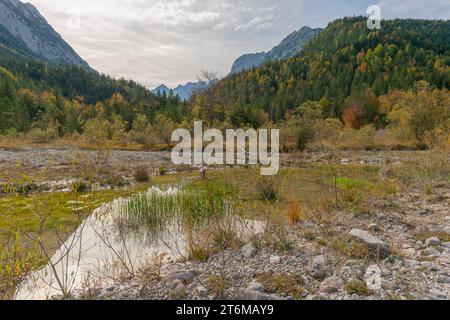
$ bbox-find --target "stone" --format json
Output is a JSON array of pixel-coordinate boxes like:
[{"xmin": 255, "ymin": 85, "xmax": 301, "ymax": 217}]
[
  {"xmin": 443, "ymin": 242, "xmax": 450, "ymax": 249},
  {"xmin": 417, "ymin": 209, "xmax": 432, "ymax": 216},
  {"xmin": 422, "ymin": 247, "xmax": 441, "ymax": 257},
  {"xmin": 247, "ymin": 281, "xmax": 264, "ymax": 292},
  {"xmin": 176, "ymin": 270, "xmax": 200, "ymax": 283},
  {"xmin": 437, "ymin": 275, "xmax": 450, "ymax": 284},
  {"xmin": 381, "ymin": 279, "xmax": 398, "ymax": 291},
  {"xmin": 307, "ymin": 255, "xmax": 328, "ymax": 280},
  {"xmin": 376, "ymin": 213, "xmax": 387, "ymax": 220},
  {"xmin": 441, "ymin": 226, "xmax": 450, "ymax": 235},
  {"xmin": 421, "ymin": 261, "xmax": 438, "ymax": 271},
  {"xmin": 303, "ymin": 222, "xmax": 316, "ymax": 230},
  {"xmin": 196, "ymin": 285, "xmax": 208, "ymax": 296},
  {"xmin": 368, "ymin": 223, "xmax": 380, "ymax": 232},
  {"xmin": 241, "ymin": 243, "xmax": 257, "ymax": 259},
  {"xmin": 401, "ymin": 248, "xmax": 416, "ymax": 258},
  {"xmin": 234, "ymin": 289, "xmax": 271, "ymax": 300},
  {"xmin": 425, "ymin": 237, "xmax": 441, "ymax": 247},
  {"xmin": 348, "ymin": 229, "xmax": 390, "ymax": 257},
  {"xmin": 415, "ymin": 226, "xmax": 429, "ymax": 234},
  {"xmin": 319, "ymin": 276, "xmax": 343, "ymax": 294},
  {"xmin": 364, "ymin": 264, "xmax": 382, "ymax": 290},
  {"xmin": 169, "ymin": 279, "xmax": 185, "ymax": 291},
  {"xmin": 269, "ymin": 255, "xmax": 281, "ymax": 264},
  {"xmin": 429, "ymin": 289, "xmax": 447, "ymax": 299},
  {"xmin": 105, "ymin": 285, "xmax": 115, "ymax": 292},
  {"xmin": 404, "ymin": 259, "xmax": 420, "ymax": 267}
]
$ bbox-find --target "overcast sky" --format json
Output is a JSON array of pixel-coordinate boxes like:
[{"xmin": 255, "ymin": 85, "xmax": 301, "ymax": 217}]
[{"xmin": 26, "ymin": 0, "xmax": 450, "ymax": 89}]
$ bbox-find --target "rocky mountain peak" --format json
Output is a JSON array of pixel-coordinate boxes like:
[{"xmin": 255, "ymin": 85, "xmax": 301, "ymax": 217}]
[
  {"xmin": 0, "ymin": 0, "xmax": 90, "ymax": 68},
  {"xmin": 230, "ymin": 25, "xmax": 322, "ymax": 74}
]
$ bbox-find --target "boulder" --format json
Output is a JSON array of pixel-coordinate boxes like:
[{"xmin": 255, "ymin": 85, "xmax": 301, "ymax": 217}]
[
  {"xmin": 425, "ymin": 237, "xmax": 441, "ymax": 247},
  {"xmin": 241, "ymin": 243, "xmax": 257, "ymax": 259},
  {"xmin": 319, "ymin": 276, "xmax": 343, "ymax": 294},
  {"xmin": 247, "ymin": 281, "xmax": 264, "ymax": 292},
  {"xmin": 349, "ymin": 229, "xmax": 390, "ymax": 257},
  {"xmin": 308, "ymin": 255, "xmax": 328, "ymax": 280}
]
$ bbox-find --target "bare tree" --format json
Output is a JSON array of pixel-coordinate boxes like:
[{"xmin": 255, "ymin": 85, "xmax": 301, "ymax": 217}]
[{"xmin": 197, "ymin": 70, "xmax": 220, "ymax": 126}]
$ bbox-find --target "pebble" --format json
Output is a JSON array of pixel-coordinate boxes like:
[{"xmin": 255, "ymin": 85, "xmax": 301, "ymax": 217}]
[
  {"xmin": 425, "ymin": 237, "xmax": 441, "ymax": 247},
  {"xmin": 247, "ymin": 281, "xmax": 264, "ymax": 292},
  {"xmin": 319, "ymin": 276, "xmax": 343, "ymax": 294},
  {"xmin": 241, "ymin": 243, "xmax": 257, "ymax": 259},
  {"xmin": 401, "ymin": 248, "xmax": 416, "ymax": 258},
  {"xmin": 308, "ymin": 255, "xmax": 328, "ymax": 280}
]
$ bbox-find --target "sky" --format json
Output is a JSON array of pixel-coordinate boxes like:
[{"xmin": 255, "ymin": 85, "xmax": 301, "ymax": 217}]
[{"xmin": 26, "ymin": 0, "xmax": 450, "ymax": 89}]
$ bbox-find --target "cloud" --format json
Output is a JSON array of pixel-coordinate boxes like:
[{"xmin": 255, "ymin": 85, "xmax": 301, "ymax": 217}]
[{"xmin": 26, "ymin": 0, "xmax": 450, "ymax": 88}]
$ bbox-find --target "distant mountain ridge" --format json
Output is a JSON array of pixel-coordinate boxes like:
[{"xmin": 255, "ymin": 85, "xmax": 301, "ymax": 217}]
[
  {"xmin": 0, "ymin": 0, "xmax": 90, "ymax": 68},
  {"xmin": 151, "ymin": 81, "xmax": 207, "ymax": 101},
  {"xmin": 230, "ymin": 26, "xmax": 322, "ymax": 74}
]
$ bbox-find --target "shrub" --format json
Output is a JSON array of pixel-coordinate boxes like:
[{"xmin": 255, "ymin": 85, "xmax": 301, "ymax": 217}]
[
  {"xmin": 256, "ymin": 272, "xmax": 304, "ymax": 299},
  {"xmin": 344, "ymin": 280, "xmax": 372, "ymax": 296},
  {"xmin": 83, "ymin": 117, "xmax": 110, "ymax": 146},
  {"xmin": 134, "ymin": 166, "xmax": 149, "ymax": 182},
  {"xmin": 158, "ymin": 166, "xmax": 167, "ymax": 176},
  {"xmin": 208, "ymin": 274, "xmax": 229, "ymax": 299},
  {"xmin": 286, "ymin": 197, "xmax": 305, "ymax": 225},
  {"xmin": 252, "ymin": 171, "xmax": 283, "ymax": 202},
  {"xmin": 27, "ymin": 126, "xmax": 58, "ymax": 143},
  {"xmin": 71, "ymin": 180, "xmax": 88, "ymax": 193}
]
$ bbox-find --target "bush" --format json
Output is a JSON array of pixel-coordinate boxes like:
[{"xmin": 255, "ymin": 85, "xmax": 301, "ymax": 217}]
[
  {"xmin": 71, "ymin": 180, "xmax": 88, "ymax": 193},
  {"xmin": 134, "ymin": 166, "xmax": 149, "ymax": 182},
  {"xmin": 344, "ymin": 280, "xmax": 372, "ymax": 296},
  {"xmin": 27, "ymin": 125, "xmax": 58, "ymax": 143},
  {"xmin": 83, "ymin": 117, "xmax": 110, "ymax": 146},
  {"xmin": 158, "ymin": 166, "xmax": 167, "ymax": 176}
]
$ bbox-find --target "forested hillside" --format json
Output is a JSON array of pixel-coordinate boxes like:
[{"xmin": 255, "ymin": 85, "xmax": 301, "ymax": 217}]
[
  {"xmin": 1, "ymin": 16, "xmax": 449, "ymax": 151},
  {"xmin": 210, "ymin": 17, "xmax": 450, "ymax": 125},
  {"xmin": 0, "ymin": 46, "xmax": 188, "ymax": 142}
]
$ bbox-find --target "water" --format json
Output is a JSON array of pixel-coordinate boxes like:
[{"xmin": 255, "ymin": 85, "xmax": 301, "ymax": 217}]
[{"xmin": 15, "ymin": 187, "xmax": 263, "ymax": 300}]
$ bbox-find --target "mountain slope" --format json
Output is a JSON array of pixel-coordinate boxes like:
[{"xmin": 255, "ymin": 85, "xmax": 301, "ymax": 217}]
[
  {"xmin": 0, "ymin": 0, "xmax": 90, "ymax": 68},
  {"xmin": 214, "ymin": 17, "xmax": 450, "ymax": 124},
  {"xmin": 151, "ymin": 81, "xmax": 207, "ymax": 101},
  {"xmin": 230, "ymin": 26, "xmax": 322, "ymax": 74}
]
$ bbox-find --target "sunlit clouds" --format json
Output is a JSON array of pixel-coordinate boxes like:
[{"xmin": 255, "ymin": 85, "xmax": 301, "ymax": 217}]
[{"xmin": 26, "ymin": 0, "xmax": 450, "ymax": 88}]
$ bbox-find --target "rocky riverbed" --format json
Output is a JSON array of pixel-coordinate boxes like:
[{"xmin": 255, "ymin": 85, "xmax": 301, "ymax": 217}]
[{"xmin": 71, "ymin": 185, "xmax": 450, "ymax": 301}]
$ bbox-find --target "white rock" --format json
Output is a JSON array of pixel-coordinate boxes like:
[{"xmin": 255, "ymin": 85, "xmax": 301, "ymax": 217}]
[
  {"xmin": 348, "ymin": 229, "xmax": 390, "ymax": 257},
  {"xmin": 401, "ymin": 248, "xmax": 416, "ymax": 258},
  {"xmin": 247, "ymin": 281, "xmax": 264, "ymax": 292},
  {"xmin": 241, "ymin": 243, "xmax": 257, "ymax": 259},
  {"xmin": 364, "ymin": 265, "xmax": 382, "ymax": 290},
  {"xmin": 269, "ymin": 255, "xmax": 281, "ymax": 264}
]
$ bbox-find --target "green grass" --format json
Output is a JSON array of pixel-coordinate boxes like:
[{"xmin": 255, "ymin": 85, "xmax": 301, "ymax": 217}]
[{"xmin": 117, "ymin": 180, "xmax": 239, "ymax": 239}]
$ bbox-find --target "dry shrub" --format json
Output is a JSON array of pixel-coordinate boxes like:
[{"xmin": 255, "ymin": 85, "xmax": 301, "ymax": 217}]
[
  {"xmin": 134, "ymin": 166, "xmax": 149, "ymax": 182},
  {"xmin": 286, "ymin": 197, "xmax": 307, "ymax": 225},
  {"xmin": 208, "ymin": 274, "xmax": 230, "ymax": 299},
  {"xmin": 256, "ymin": 272, "xmax": 304, "ymax": 299},
  {"xmin": 186, "ymin": 230, "xmax": 211, "ymax": 262}
]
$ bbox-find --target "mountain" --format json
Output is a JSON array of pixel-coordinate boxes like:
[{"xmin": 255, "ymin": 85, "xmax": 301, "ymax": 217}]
[
  {"xmin": 230, "ymin": 26, "xmax": 322, "ymax": 74},
  {"xmin": 151, "ymin": 81, "xmax": 207, "ymax": 101},
  {"xmin": 151, "ymin": 84, "xmax": 170, "ymax": 96},
  {"xmin": 0, "ymin": 0, "xmax": 188, "ymax": 135},
  {"xmin": 0, "ymin": 0, "xmax": 90, "ymax": 68},
  {"xmin": 211, "ymin": 17, "xmax": 450, "ymax": 125}
]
